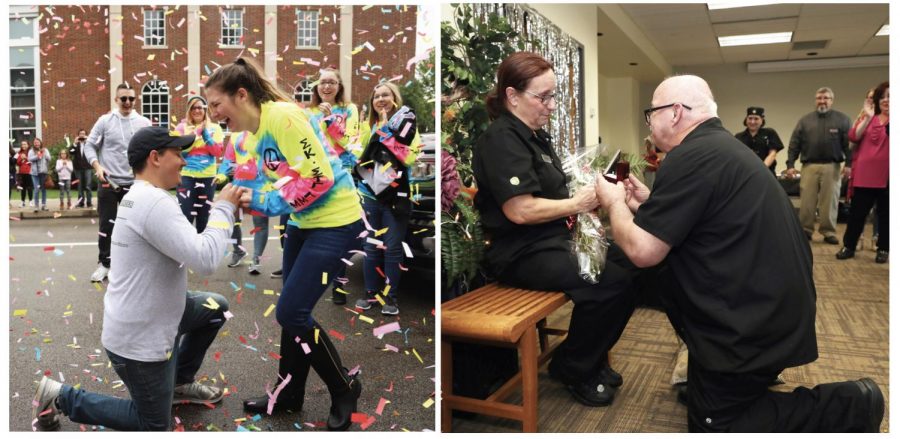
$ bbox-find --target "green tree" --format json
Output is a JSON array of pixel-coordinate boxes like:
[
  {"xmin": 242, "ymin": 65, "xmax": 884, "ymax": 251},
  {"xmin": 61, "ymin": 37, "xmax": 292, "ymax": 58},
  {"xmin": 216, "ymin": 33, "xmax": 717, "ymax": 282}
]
[{"xmin": 400, "ymin": 49, "xmax": 435, "ymax": 134}]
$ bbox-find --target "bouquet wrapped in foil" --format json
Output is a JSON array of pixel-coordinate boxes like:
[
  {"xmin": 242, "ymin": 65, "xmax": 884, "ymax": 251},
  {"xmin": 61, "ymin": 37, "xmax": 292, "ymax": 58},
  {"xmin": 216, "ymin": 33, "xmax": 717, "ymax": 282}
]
[{"xmin": 561, "ymin": 144, "xmax": 610, "ymax": 284}]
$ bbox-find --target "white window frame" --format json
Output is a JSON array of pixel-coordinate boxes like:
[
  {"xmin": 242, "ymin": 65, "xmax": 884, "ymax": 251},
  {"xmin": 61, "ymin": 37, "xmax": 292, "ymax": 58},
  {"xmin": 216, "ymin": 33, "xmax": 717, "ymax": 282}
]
[
  {"xmin": 293, "ymin": 79, "xmax": 314, "ymax": 105},
  {"xmin": 141, "ymin": 80, "xmax": 170, "ymax": 127},
  {"xmin": 142, "ymin": 8, "xmax": 167, "ymax": 49},
  {"xmin": 9, "ymin": 9, "xmax": 40, "ymax": 144},
  {"xmin": 220, "ymin": 8, "xmax": 244, "ymax": 48},
  {"xmin": 295, "ymin": 9, "xmax": 320, "ymax": 49}
]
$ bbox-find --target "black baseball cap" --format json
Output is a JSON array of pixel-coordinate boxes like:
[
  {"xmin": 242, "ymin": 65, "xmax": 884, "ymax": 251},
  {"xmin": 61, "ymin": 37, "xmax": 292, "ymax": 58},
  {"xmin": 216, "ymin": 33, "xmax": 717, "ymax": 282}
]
[{"xmin": 128, "ymin": 126, "xmax": 195, "ymax": 168}]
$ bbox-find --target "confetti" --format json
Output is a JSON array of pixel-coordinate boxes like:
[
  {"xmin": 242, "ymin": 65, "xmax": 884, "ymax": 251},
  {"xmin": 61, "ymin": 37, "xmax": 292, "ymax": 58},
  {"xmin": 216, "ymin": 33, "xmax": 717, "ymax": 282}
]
[{"xmin": 263, "ymin": 304, "xmax": 275, "ymax": 317}]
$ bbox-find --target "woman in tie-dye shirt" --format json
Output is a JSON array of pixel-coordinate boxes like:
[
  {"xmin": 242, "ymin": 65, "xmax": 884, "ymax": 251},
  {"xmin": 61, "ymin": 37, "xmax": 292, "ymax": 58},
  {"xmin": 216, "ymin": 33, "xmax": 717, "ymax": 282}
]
[
  {"xmin": 305, "ymin": 68, "xmax": 361, "ymax": 173},
  {"xmin": 204, "ymin": 56, "xmax": 362, "ymax": 431},
  {"xmin": 173, "ymin": 95, "xmax": 224, "ymax": 232}
]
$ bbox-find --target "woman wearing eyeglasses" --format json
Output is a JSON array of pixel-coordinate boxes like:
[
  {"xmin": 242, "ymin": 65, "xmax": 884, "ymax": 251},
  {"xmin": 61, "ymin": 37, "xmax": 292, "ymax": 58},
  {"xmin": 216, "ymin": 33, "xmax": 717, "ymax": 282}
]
[
  {"xmin": 353, "ymin": 82, "xmax": 421, "ymax": 316},
  {"xmin": 173, "ymin": 95, "xmax": 224, "ymax": 232},
  {"xmin": 470, "ymin": 52, "xmax": 635, "ymax": 408},
  {"xmin": 204, "ymin": 56, "xmax": 363, "ymax": 430},
  {"xmin": 305, "ymin": 68, "xmax": 362, "ymax": 304}
]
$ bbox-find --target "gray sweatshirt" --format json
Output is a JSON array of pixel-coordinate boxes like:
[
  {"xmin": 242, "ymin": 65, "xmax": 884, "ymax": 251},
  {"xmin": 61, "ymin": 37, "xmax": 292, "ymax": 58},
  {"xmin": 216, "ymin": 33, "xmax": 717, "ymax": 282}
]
[
  {"xmin": 83, "ymin": 110, "xmax": 152, "ymax": 186},
  {"xmin": 101, "ymin": 180, "xmax": 235, "ymax": 361},
  {"xmin": 27, "ymin": 148, "xmax": 51, "ymax": 175},
  {"xmin": 786, "ymin": 109, "xmax": 851, "ymax": 169}
]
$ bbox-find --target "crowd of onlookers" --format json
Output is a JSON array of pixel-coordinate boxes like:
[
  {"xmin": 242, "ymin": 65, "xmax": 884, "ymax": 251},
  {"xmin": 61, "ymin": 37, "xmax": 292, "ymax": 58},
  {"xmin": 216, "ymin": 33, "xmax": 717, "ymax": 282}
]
[{"xmin": 10, "ymin": 129, "xmax": 95, "ymax": 211}]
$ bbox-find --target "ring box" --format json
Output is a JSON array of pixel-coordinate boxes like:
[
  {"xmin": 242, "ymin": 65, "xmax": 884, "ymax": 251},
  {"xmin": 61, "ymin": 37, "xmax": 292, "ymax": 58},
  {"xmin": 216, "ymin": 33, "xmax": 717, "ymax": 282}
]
[{"xmin": 602, "ymin": 149, "xmax": 630, "ymax": 183}]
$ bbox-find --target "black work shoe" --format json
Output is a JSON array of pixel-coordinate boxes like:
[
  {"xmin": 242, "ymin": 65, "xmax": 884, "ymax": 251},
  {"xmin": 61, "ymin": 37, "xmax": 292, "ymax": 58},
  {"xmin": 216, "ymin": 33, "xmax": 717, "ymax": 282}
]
[
  {"xmin": 327, "ymin": 372, "xmax": 362, "ymax": 431},
  {"xmin": 836, "ymin": 247, "xmax": 855, "ymax": 260},
  {"xmin": 824, "ymin": 235, "xmax": 840, "ymax": 245},
  {"xmin": 332, "ymin": 289, "xmax": 347, "ymax": 305},
  {"xmin": 548, "ymin": 359, "xmax": 616, "ymax": 407},
  {"xmin": 674, "ymin": 382, "xmax": 688, "ymax": 406},
  {"xmin": 598, "ymin": 363, "xmax": 623, "ymax": 388},
  {"xmin": 855, "ymin": 378, "xmax": 884, "ymax": 432},
  {"xmin": 875, "ymin": 250, "xmax": 888, "ymax": 264},
  {"xmin": 805, "ymin": 232, "xmax": 812, "ymax": 241},
  {"xmin": 242, "ymin": 394, "xmax": 303, "ymax": 415}
]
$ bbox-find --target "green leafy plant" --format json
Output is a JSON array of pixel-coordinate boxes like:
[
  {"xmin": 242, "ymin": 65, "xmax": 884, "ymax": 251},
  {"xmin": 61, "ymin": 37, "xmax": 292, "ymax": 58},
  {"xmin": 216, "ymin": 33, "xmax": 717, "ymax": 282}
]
[
  {"xmin": 399, "ymin": 48, "xmax": 435, "ymax": 134},
  {"xmin": 440, "ymin": 4, "xmax": 539, "ymax": 293}
]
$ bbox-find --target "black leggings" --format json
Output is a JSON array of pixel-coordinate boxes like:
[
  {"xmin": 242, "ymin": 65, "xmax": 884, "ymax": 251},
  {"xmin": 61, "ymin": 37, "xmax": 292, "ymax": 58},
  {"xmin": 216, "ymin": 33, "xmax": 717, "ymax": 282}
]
[
  {"xmin": 18, "ymin": 174, "xmax": 33, "ymax": 201},
  {"xmin": 842, "ymin": 187, "xmax": 889, "ymax": 251}
]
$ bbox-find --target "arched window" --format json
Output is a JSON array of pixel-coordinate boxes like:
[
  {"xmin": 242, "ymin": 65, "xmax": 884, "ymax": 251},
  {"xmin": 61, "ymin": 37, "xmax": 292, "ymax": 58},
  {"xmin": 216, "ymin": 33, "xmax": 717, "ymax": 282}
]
[
  {"xmin": 141, "ymin": 80, "xmax": 170, "ymax": 127},
  {"xmin": 293, "ymin": 79, "xmax": 313, "ymax": 105}
]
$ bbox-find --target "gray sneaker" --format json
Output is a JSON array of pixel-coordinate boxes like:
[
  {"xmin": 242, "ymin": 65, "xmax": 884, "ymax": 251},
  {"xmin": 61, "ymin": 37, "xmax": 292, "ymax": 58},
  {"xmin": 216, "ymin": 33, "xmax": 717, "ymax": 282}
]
[
  {"xmin": 381, "ymin": 297, "xmax": 399, "ymax": 316},
  {"xmin": 173, "ymin": 381, "xmax": 224, "ymax": 405},
  {"xmin": 33, "ymin": 376, "xmax": 62, "ymax": 431},
  {"xmin": 355, "ymin": 291, "xmax": 376, "ymax": 310},
  {"xmin": 227, "ymin": 250, "xmax": 247, "ymax": 268},
  {"xmin": 248, "ymin": 257, "xmax": 261, "ymax": 275}
]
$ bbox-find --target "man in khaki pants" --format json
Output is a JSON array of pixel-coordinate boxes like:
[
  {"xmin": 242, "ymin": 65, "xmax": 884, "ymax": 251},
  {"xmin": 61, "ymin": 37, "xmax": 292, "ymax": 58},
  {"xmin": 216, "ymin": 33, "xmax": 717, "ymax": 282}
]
[{"xmin": 785, "ymin": 87, "xmax": 851, "ymax": 244}]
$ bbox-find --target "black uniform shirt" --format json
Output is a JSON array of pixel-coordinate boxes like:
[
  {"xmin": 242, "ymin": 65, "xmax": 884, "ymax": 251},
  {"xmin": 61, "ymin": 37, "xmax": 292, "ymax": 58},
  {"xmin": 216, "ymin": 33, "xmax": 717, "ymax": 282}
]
[
  {"xmin": 473, "ymin": 112, "xmax": 571, "ymax": 277},
  {"xmin": 735, "ymin": 127, "xmax": 783, "ymax": 173},
  {"xmin": 635, "ymin": 118, "xmax": 818, "ymax": 374}
]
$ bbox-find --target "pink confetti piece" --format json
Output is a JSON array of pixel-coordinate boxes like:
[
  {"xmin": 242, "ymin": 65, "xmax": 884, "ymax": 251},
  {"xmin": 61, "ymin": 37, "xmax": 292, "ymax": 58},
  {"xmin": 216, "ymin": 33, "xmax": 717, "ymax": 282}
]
[
  {"xmin": 384, "ymin": 344, "xmax": 399, "ymax": 353},
  {"xmin": 373, "ymin": 322, "xmax": 400, "ymax": 337},
  {"xmin": 375, "ymin": 397, "xmax": 389, "ymax": 415},
  {"xmin": 266, "ymin": 373, "xmax": 292, "ymax": 415}
]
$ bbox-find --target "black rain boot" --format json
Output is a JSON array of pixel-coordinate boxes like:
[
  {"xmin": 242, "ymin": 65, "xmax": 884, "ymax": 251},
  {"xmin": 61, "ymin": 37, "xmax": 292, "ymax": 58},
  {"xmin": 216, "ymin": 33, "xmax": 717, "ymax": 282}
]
[
  {"xmin": 304, "ymin": 324, "xmax": 362, "ymax": 431},
  {"xmin": 243, "ymin": 329, "xmax": 310, "ymax": 414}
]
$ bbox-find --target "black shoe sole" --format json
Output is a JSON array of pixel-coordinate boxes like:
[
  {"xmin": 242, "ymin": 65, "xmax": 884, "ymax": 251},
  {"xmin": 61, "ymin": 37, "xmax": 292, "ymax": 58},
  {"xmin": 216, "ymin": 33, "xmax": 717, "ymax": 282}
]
[
  {"xmin": 856, "ymin": 378, "xmax": 884, "ymax": 432},
  {"xmin": 547, "ymin": 361, "xmax": 615, "ymax": 407},
  {"xmin": 242, "ymin": 397, "xmax": 303, "ymax": 415}
]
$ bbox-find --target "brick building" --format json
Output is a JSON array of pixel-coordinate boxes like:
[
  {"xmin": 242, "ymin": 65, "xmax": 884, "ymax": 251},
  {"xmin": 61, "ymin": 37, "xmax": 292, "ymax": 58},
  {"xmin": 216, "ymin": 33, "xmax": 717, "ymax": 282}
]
[{"xmin": 9, "ymin": 4, "xmax": 422, "ymax": 147}]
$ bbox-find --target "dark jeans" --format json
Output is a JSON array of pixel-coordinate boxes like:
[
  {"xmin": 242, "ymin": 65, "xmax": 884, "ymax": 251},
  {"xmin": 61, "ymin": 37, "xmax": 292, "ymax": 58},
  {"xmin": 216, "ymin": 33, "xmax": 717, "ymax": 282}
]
[
  {"xmin": 55, "ymin": 291, "xmax": 229, "ymax": 431},
  {"xmin": 177, "ymin": 176, "xmax": 216, "ymax": 233},
  {"xmin": 279, "ymin": 221, "xmax": 363, "ymax": 333},
  {"xmin": 843, "ymin": 187, "xmax": 889, "ymax": 251},
  {"xmin": 362, "ymin": 197, "xmax": 410, "ymax": 296},
  {"xmin": 97, "ymin": 183, "xmax": 130, "ymax": 267},
  {"xmin": 31, "ymin": 173, "xmax": 47, "ymax": 207},
  {"xmin": 17, "ymin": 174, "xmax": 32, "ymax": 202},
  {"xmin": 687, "ymin": 355, "xmax": 876, "ymax": 432},
  {"xmin": 497, "ymin": 243, "xmax": 636, "ymax": 382},
  {"xmin": 74, "ymin": 168, "xmax": 94, "ymax": 206}
]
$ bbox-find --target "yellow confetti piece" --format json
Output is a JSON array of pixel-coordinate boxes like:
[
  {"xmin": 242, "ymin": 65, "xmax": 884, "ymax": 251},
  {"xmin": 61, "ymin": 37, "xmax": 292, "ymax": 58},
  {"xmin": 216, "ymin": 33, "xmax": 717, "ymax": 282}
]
[
  {"xmin": 375, "ymin": 295, "xmax": 386, "ymax": 306},
  {"xmin": 321, "ymin": 272, "xmax": 328, "ymax": 285},
  {"xmin": 68, "ymin": 274, "xmax": 77, "ymax": 281},
  {"xmin": 166, "ymin": 351, "xmax": 173, "ymax": 360},
  {"xmin": 374, "ymin": 227, "xmax": 389, "ymax": 237},
  {"xmin": 93, "ymin": 283, "xmax": 103, "ymax": 291},
  {"xmin": 412, "ymin": 348, "xmax": 423, "ymax": 364},
  {"xmin": 112, "ymin": 382, "xmax": 124, "ymax": 389},
  {"xmin": 63, "ymin": 311, "xmax": 73, "ymax": 317},
  {"xmin": 43, "ymin": 338, "xmax": 52, "ymax": 344},
  {"xmin": 234, "ymin": 417, "xmax": 247, "ymax": 423},
  {"xmin": 264, "ymin": 289, "xmax": 275, "ymax": 296},
  {"xmin": 203, "ymin": 297, "xmax": 220, "ymax": 310},
  {"xmin": 380, "ymin": 162, "xmax": 394, "ymax": 173},
  {"xmin": 382, "ymin": 285, "xmax": 391, "ymax": 297},
  {"xmin": 147, "ymin": 53, "xmax": 156, "ymax": 61},
  {"xmin": 422, "ymin": 398, "xmax": 434, "ymax": 408},
  {"xmin": 315, "ymin": 328, "xmax": 320, "ymax": 344},
  {"xmin": 263, "ymin": 304, "xmax": 275, "ymax": 317},
  {"xmin": 13, "ymin": 309, "xmax": 27, "ymax": 317},
  {"xmin": 359, "ymin": 315, "xmax": 374, "ymax": 324},
  {"xmin": 335, "ymin": 288, "xmax": 349, "ymax": 295}
]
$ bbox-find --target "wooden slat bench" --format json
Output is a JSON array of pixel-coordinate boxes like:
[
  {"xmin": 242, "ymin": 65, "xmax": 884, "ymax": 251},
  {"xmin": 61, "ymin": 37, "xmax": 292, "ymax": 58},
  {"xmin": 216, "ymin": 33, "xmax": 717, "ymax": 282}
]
[{"xmin": 441, "ymin": 283, "xmax": 569, "ymax": 432}]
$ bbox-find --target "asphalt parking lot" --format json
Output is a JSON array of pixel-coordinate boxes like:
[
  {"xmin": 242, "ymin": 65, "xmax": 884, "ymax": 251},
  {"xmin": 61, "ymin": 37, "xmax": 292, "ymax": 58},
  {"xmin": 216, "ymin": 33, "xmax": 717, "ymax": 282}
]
[{"xmin": 9, "ymin": 216, "xmax": 436, "ymax": 432}]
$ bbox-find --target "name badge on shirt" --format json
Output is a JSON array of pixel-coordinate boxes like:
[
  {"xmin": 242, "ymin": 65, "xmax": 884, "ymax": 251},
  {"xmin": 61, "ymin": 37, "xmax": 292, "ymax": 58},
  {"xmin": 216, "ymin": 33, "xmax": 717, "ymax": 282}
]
[
  {"xmin": 829, "ymin": 128, "xmax": 839, "ymax": 134},
  {"xmin": 540, "ymin": 153, "xmax": 553, "ymax": 163}
]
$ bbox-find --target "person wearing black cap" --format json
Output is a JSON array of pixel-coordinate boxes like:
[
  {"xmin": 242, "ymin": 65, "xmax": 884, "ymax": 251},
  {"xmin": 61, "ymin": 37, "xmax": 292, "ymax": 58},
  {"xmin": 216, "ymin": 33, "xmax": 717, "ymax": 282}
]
[
  {"xmin": 30, "ymin": 126, "xmax": 251, "ymax": 431},
  {"xmin": 734, "ymin": 106, "xmax": 784, "ymax": 175}
]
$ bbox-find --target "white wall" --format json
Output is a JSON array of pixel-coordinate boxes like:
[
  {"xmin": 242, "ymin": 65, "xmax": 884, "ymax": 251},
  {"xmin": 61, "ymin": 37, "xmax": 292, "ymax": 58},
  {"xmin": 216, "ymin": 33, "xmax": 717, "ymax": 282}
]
[{"xmin": 676, "ymin": 63, "xmax": 888, "ymax": 172}]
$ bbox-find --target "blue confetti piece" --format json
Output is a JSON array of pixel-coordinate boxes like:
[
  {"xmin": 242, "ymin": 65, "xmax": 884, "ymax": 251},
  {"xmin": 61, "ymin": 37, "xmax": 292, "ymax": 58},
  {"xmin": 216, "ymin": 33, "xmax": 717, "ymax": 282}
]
[
  {"xmin": 236, "ymin": 425, "xmax": 249, "ymax": 432},
  {"xmin": 403, "ymin": 327, "xmax": 410, "ymax": 345},
  {"xmin": 53, "ymin": 249, "xmax": 65, "ymax": 256},
  {"xmin": 251, "ymin": 414, "xmax": 262, "ymax": 422},
  {"xmin": 35, "ymin": 347, "xmax": 41, "ymax": 361},
  {"xmin": 204, "ymin": 64, "xmax": 211, "ymax": 75},
  {"xmin": 245, "ymin": 283, "xmax": 257, "ymax": 290},
  {"xmin": 230, "ymin": 281, "xmax": 240, "ymax": 291},
  {"xmin": 293, "ymin": 423, "xmax": 302, "ymax": 430}
]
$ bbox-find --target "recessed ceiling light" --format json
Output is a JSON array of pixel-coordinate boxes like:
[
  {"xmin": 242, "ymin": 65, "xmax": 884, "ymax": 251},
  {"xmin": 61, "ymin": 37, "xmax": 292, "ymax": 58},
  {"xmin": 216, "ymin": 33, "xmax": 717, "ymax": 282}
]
[
  {"xmin": 718, "ymin": 32, "xmax": 792, "ymax": 47},
  {"xmin": 876, "ymin": 24, "xmax": 889, "ymax": 36},
  {"xmin": 707, "ymin": 1, "xmax": 778, "ymax": 10}
]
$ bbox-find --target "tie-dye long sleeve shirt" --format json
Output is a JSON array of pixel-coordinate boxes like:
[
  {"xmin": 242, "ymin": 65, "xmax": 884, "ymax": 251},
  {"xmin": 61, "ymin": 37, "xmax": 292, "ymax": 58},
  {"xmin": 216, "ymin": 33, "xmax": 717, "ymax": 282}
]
[
  {"xmin": 357, "ymin": 117, "xmax": 422, "ymax": 200},
  {"xmin": 305, "ymin": 103, "xmax": 363, "ymax": 173},
  {"xmin": 174, "ymin": 121, "xmax": 225, "ymax": 178},
  {"xmin": 231, "ymin": 101, "xmax": 360, "ymax": 229}
]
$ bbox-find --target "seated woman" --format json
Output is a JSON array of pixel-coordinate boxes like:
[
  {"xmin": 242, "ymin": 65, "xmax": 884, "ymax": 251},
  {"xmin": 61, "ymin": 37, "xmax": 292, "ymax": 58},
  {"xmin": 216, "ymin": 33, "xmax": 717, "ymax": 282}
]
[{"xmin": 471, "ymin": 51, "xmax": 635, "ymax": 407}]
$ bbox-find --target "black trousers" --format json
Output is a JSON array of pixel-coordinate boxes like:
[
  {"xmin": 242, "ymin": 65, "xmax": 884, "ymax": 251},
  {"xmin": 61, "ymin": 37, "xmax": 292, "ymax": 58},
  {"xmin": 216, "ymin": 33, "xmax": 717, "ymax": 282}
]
[
  {"xmin": 497, "ymin": 243, "xmax": 635, "ymax": 382},
  {"xmin": 843, "ymin": 186, "xmax": 889, "ymax": 251},
  {"xmin": 687, "ymin": 355, "xmax": 874, "ymax": 432},
  {"xmin": 97, "ymin": 183, "xmax": 130, "ymax": 267}
]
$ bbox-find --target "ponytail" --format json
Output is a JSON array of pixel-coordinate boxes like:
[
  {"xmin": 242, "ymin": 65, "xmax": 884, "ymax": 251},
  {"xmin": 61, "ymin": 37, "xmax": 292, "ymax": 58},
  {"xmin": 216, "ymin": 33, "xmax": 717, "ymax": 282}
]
[{"xmin": 205, "ymin": 56, "xmax": 293, "ymax": 107}]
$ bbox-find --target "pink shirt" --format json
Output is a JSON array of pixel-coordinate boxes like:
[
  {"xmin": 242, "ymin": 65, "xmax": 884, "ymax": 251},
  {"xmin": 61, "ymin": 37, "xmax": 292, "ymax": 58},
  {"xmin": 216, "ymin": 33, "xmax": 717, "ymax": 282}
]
[{"xmin": 848, "ymin": 115, "xmax": 889, "ymax": 188}]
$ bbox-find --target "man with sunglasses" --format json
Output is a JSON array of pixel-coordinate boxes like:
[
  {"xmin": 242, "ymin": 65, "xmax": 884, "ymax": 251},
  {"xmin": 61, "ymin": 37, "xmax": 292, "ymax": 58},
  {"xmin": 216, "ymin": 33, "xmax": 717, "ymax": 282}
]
[
  {"xmin": 594, "ymin": 75, "xmax": 883, "ymax": 432},
  {"xmin": 83, "ymin": 83, "xmax": 152, "ymax": 282}
]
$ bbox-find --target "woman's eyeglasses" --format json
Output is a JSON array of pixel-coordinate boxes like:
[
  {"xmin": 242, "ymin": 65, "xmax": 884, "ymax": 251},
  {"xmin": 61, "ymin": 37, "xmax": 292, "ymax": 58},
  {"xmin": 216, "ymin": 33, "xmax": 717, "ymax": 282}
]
[
  {"xmin": 119, "ymin": 96, "xmax": 136, "ymax": 103},
  {"xmin": 191, "ymin": 106, "xmax": 206, "ymax": 111},
  {"xmin": 521, "ymin": 90, "xmax": 556, "ymax": 105}
]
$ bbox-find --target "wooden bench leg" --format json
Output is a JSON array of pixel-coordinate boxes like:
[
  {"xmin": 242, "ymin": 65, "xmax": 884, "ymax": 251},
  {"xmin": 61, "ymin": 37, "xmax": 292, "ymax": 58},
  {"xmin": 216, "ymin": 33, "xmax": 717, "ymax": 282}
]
[
  {"xmin": 519, "ymin": 328, "xmax": 539, "ymax": 432},
  {"xmin": 441, "ymin": 339, "xmax": 453, "ymax": 432}
]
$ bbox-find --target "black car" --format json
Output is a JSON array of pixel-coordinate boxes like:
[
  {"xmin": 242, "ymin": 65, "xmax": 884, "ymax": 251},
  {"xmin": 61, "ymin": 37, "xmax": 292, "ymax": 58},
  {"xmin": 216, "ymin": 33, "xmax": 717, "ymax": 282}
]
[{"xmin": 405, "ymin": 133, "xmax": 436, "ymax": 270}]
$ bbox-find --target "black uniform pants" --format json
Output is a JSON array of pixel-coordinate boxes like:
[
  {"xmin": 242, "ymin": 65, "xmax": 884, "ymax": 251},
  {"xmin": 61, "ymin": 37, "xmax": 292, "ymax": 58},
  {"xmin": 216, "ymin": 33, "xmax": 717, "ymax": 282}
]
[
  {"xmin": 497, "ymin": 243, "xmax": 635, "ymax": 382},
  {"xmin": 687, "ymin": 355, "xmax": 875, "ymax": 432},
  {"xmin": 97, "ymin": 183, "xmax": 129, "ymax": 267}
]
